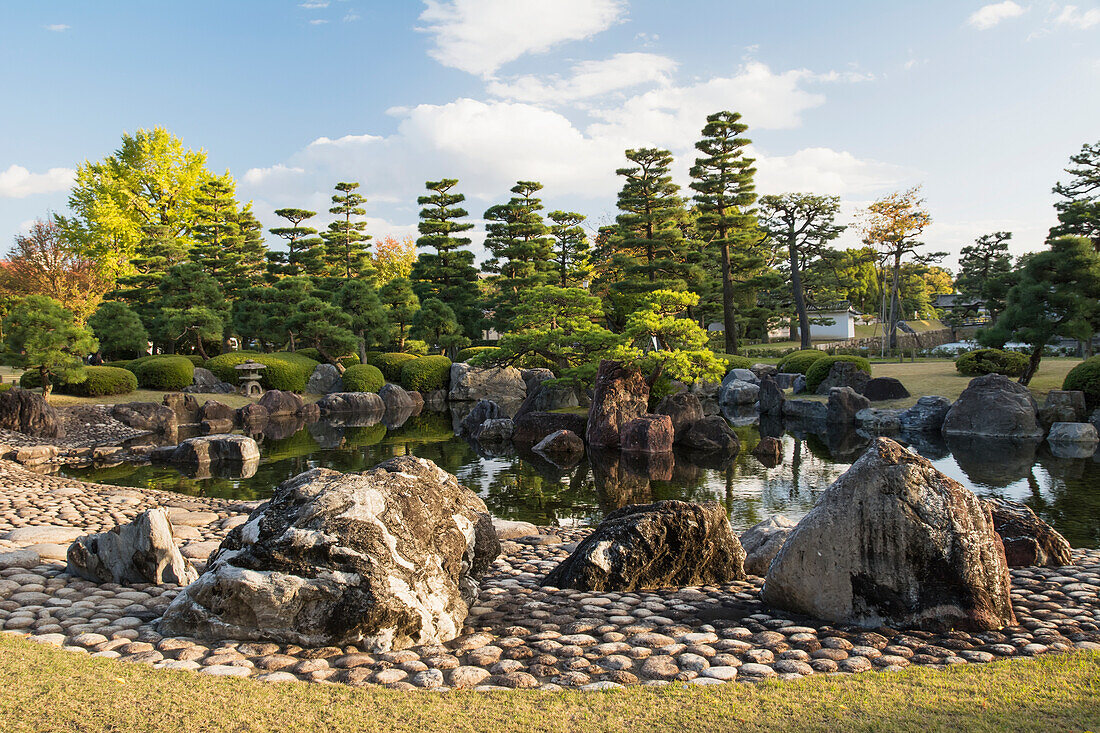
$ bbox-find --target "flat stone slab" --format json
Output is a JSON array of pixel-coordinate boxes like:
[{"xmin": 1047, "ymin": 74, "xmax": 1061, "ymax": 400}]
[{"xmin": 3, "ymin": 526, "xmax": 85, "ymax": 544}]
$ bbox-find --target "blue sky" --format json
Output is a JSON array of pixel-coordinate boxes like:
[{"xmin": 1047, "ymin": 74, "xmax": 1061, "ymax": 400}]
[{"xmin": 1, "ymin": 0, "xmax": 1097, "ymax": 267}]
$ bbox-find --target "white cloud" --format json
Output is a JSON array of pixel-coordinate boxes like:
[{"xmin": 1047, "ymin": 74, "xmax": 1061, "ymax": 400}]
[
  {"xmin": 309, "ymin": 18, "xmax": 328, "ymax": 25},
  {"xmin": 243, "ymin": 164, "xmax": 305, "ymax": 185},
  {"xmin": 44, "ymin": 23, "xmax": 70, "ymax": 32},
  {"xmin": 308, "ymin": 133, "xmax": 384, "ymax": 147},
  {"xmin": 967, "ymin": 1, "xmax": 1027, "ymax": 29},
  {"xmin": 343, "ymin": 12, "xmax": 361, "ymax": 22},
  {"xmin": 418, "ymin": 0, "xmax": 627, "ymax": 77},
  {"xmin": 0, "ymin": 165, "xmax": 75, "ymax": 198},
  {"xmin": 755, "ymin": 148, "xmax": 907, "ymax": 197},
  {"xmin": 299, "ymin": 1, "xmax": 329, "ymax": 8},
  {"xmin": 487, "ymin": 53, "xmax": 678, "ymax": 104},
  {"xmin": 1054, "ymin": 4, "xmax": 1100, "ymax": 28}
]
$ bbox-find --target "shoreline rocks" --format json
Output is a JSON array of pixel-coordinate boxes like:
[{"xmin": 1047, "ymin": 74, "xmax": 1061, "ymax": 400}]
[{"xmin": 942, "ymin": 374, "xmax": 1043, "ymax": 439}]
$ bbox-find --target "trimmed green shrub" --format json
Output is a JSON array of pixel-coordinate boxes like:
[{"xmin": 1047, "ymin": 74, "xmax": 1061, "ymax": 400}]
[
  {"xmin": 338, "ymin": 354, "xmax": 360, "ymax": 368},
  {"xmin": 206, "ymin": 351, "xmax": 319, "ymax": 393},
  {"xmin": 777, "ymin": 349, "xmax": 827, "ymax": 375},
  {"xmin": 296, "ymin": 347, "xmax": 359, "ymax": 368},
  {"xmin": 294, "ymin": 348, "xmax": 322, "ymax": 362},
  {"xmin": 130, "ymin": 355, "xmax": 195, "ymax": 391},
  {"xmin": 1063, "ymin": 356, "xmax": 1100, "ymax": 410},
  {"xmin": 714, "ymin": 353, "xmax": 753, "ymax": 371},
  {"xmin": 0, "ymin": 383, "xmax": 11, "ymax": 392},
  {"xmin": 341, "ymin": 364, "xmax": 385, "ymax": 393},
  {"xmin": 103, "ymin": 359, "xmax": 134, "ymax": 369},
  {"xmin": 955, "ymin": 348, "xmax": 1029, "ymax": 378},
  {"xmin": 456, "ymin": 346, "xmax": 500, "ymax": 363},
  {"xmin": 180, "ymin": 354, "xmax": 206, "ymax": 367},
  {"xmin": 400, "ymin": 355, "xmax": 452, "ymax": 392},
  {"xmin": 67, "ymin": 366, "xmax": 137, "ymax": 396},
  {"xmin": 805, "ymin": 355, "xmax": 871, "ymax": 392},
  {"xmin": 404, "ymin": 340, "xmax": 429, "ymax": 356},
  {"xmin": 370, "ymin": 352, "xmax": 420, "ymax": 382}
]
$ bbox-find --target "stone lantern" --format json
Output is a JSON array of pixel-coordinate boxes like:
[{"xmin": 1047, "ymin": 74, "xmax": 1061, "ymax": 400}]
[{"xmin": 235, "ymin": 360, "xmax": 267, "ymax": 398}]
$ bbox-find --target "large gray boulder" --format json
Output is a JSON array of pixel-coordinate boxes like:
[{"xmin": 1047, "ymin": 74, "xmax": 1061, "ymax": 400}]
[
  {"xmin": 859, "ymin": 377, "xmax": 910, "ymax": 402},
  {"xmin": 620, "ymin": 414, "xmax": 674, "ymax": 454},
  {"xmin": 679, "ymin": 416, "xmax": 740, "ymax": 456},
  {"xmin": 899, "ymin": 396, "xmax": 951, "ymax": 432},
  {"xmin": 316, "ymin": 392, "xmax": 385, "ymax": 415},
  {"xmin": 719, "ymin": 377, "xmax": 760, "ymax": 408},
  {"xmin": 259, "ymin": 390, "xmax": 305, "ymax": 417},
  {"xmin": 514, "ymin": 381, "xmax": 580, "ymax": 419},
  {"xmin": 814, "ymin": 361, "xmax": 870, "ymax": 395},
  {"xmin": 983, "ymin": 498, "xmax": 1072, "ymax": 568},
  {"xmin": 475, "ymin": 418, "xmax": 514, "ymax": 444},
  {"xmin": 763, "ymin": 438, "xmax": 1016, "ymax": 631},
  {"xmin": 740, "ymin": 515, "xmax": 796, "ymax": 576},
  {"xmin": 163, "ymin": 393, "xmax": 201, "ymax": 425},
  {"xmin": 67, "ymin": 508, "xmax": 197, "ymax": 586},
  {"xmin": 782, "ymin": 399, "xmax": 828, "ymax": 423},
  {"xmin": 111, "ymin": 402, "xmax": 176, "ymax": 434},
  {"xmin": 758, "ymin": 378, "xmax": 784, "ymax": 415},
  {"xmin": 513, "ymin": 411, "xmax": 588, "ymax": 448},
  {"xmin": 155, "ymin": 435, "xmax": 260, "ymax": 467},
  {"xmin": 855, "ymin": 407, "xmax": 902, "ymax": 433},
  {"xmin": 378, "ymin": 382, "xmax": 415, "ymax": 413},
  {"xmin": 586, "ymin": 360, "xmax": 649, "ymax": 449},
  {"xmin": 457, "ymin": 399, "xmax": 502, "ymax": 437},
  {"xmin": 1038, "ymin": 390, "xmax": 1087, "ymax": 427},
  {"xmin": 1046, "ymin": 421, "xmax": 1099, "ymax": 458},
  {"xmin": 448, "ymin": 363, "xmax": 526, "ymax": 402},
  {"xmin": 532, "ymin": 429, "xmax": 585, "ymax": 464},
  {"xmin": 826, "ymin": 386, "xmax": 870, "ymax": 425},
  {"xmin": 544, "ymin": 500, "xmax": 746, "ymax": 591},
  {"xmin": 306, "ymin": 364, "xmax": 344, "ymax": 395},
  {"xmin": 157, "ymin": 457, "xmax": 500, "ymax": 650},
  {"xmin": 942, "ymin": 374, "xmax": 1043, "ymax": 439},
  {"xmin": 186, "ymin": 367, "xmax": 235, "ymax": 394},
  {"xmin": 655, "ymin": 392, "xmax": 704, "ymax": 442},
  {"xmin": 0, "ymin": 388, "xmax": 62, "ymax": 438}
]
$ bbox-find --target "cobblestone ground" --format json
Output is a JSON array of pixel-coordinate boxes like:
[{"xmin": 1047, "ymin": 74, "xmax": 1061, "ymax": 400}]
[{"xmin": 1, "ymin": 459, "xmax": 1098, "ymax": 691}]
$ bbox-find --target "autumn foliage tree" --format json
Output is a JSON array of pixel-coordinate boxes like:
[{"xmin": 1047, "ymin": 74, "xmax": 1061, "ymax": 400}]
[{"xmin": 0, "ymin": 218, "xmax": 110, "ymax": 322}]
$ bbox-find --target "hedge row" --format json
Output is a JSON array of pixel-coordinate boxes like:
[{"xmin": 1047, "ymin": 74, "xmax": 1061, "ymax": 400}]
[
  {"xmin": 294, "ymin": 348, "xmax": 360, "ymax": 368},
  {"xmin": 19, "ymin": 366, "xmax": 137, "ymax": 396},
  {"xmin": 369, "ymin": 352, "xmax": 420, "ymax": 382},
  {"xmin": 955, "ymin": 348, "xmax": 1029, "ymax": 378},
  {"xmin": 777, "ymin": 349, "xmax": 827, "ymax": 375},
  {"xmin": 206, "ymin": 352, "xmax": 320, "ymax": 392},
  {"xmin": 805, "ymin": 355, "xmax": 871, "ymax": 392},
  {"xmin": 126, "ymin": 355, "xmax": 195, "ymax": 390}
]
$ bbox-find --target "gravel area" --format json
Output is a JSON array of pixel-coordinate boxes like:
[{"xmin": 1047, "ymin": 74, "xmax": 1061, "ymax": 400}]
[{"xmin": 0, "ymin": 459, "xmax": 1098, "ymax": 691}]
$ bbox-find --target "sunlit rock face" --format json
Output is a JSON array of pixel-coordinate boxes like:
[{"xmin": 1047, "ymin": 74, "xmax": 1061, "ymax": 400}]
[{"xmin": 158, "ymin": 457, "xmax": 500, "ymax": 650}]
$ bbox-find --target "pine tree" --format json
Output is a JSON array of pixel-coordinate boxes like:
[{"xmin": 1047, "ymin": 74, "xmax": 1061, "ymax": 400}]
[
  {"xmin": 483, "ymin": 181, "xmax": 555, "ymax": 331},
  {"xmin": 111, "ymin": 224, "xmax": 191, "ymax": 335},
  {"xmin": 190, "ymin": 173, "xmax": 242, "ymax": 287},
  {"xmin": 225, "ymin": 204, "xmax": 268, "ymax": 297},
  {"xmin": 956, "ymin": 231, "xmax": 1016, "ymax": 323},
  {"xmin": 379, "ymin": 277, "xmax": 419, "ymax": 351},
  {"xmin": 412, "ymin": 298, "xmax": 469, "ymax": 356},
  {"xmin": 268, "ymin": 208, "xmax": 326, "ymax": 279},
  {"xmin": 1050, "ymin": 140, "xmax": 1100, "ymax": 250},
  {"xmin": 689, "ymin": 111, "xmax": 761, "ymax": 354},
  {"xmin": 156, "ymin": 262, "xmax": 228, "ymax": 358},
  {"xmin": 321, "ymin": 182, "xmax": 372, "ymax": 280},
  {"xmin": 547, "ymin": 210, "xmax": 591, "ymax": 288},
  {"xmin": 335, "ymin": 279, "xmax": 389, "ymax": 362},
  {"xmin": 409, "ymin": 179, "xmax": 482, "ymax": 340}
]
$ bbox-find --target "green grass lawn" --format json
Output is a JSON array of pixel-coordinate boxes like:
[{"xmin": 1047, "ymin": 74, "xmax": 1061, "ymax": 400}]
[{"xmin": 0, "ymin": 635, "xmax": 1096, "ymax": 733}]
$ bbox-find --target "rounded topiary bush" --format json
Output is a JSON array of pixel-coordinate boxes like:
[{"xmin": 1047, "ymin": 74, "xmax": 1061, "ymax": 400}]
[
  {"xmin": 955, "ymin": 348, "xmax": 1029, "ymax": 378},
  {"xmin": 294, "ymin": 347, "xmax": 322, "ymax": 362},
  {"xmin": 338, "ymin": 354, "xmax": 361, "ymax": 368},
  {"xmin": 68, "ymin": 366, "xmax": 137, "ymax": 396},
  {"xmin": 342, "ymin": 364, "xmax": 385, "ymax": 393},
  {"xmin": 129, "ymin": 355, "xmax": 195, "ymax": 390},
  {"xmin": 206, "ymin": 352, "xmax": 319, "ymax": 393},
  {"xmin": 180, "ymin": 354, "xmax": 206, "ymax": 367},
  {"xmin": 805, "ymin": 355, "xmax": 871, "ymax": 393},
  {"xmin": 777, "ymin": 349, "xmax": 827, "ymax": 375},
  {"xmin": 715, "ymin": 353, "xmax": 753, "ymax": 371},
  {"xmin": 370, "ymin": 352, "xmax": 420, "ymax": 382},
  {"xmin": 400, "ymin": 355, "xmax": 452, "ymax": 392},
  {"xmin": 1063, "ymin": 356, "xmax": 1100, "ymax": 410},
  {"xmin": 456, "ymin": 346, "xmax": 499, "ymax": 363}
]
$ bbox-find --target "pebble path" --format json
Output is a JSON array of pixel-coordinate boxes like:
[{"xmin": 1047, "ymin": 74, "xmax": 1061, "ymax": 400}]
[{"xmin": 1, "ymin": 459, "xmax": 1098, "ymax": 691}]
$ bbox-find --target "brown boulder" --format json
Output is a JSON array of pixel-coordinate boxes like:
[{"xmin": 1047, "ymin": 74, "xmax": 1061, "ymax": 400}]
[
  {"xmin": 620, "ymin": 414, "xmax": 674, "ymax": 454},
  {"xmin": 983, "ymin": 498, "xmax": 1072, "ymax": 567},
  {"xmin": 0, "ymin": 388, "xmax": 62, "ymax": 438},
  {"xmin": 586, "ymin": 360, "xmax": 648, "ymax": 449},
  {"xmin": 512, "ymin": 411, "xmax": 588, "ymax": 449},
  {"xmin": 655, "ymin": 392, "xmax": 704, "ymax": 442},
  {"xmin": 259, "ymin": 390, "xmax": 305, "ymax": 417}
]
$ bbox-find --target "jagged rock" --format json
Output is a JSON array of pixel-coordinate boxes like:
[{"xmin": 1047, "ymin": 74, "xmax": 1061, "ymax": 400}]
[
  {"xmin": 378, "ymin": 383, "xmax": 415, "ymax": 413},
  {"xmin": 679, "ymin": 416, "xmax": 740, "ymax": 456},
  {"xmin": 774, "ymin": 373, "xmax": 800, "ymax": 390},
  {"xmin": 200, "ymin": 400, "xmax": 235, "ymax": 423},
  {"xmin": 476, "ymin": 418, "xmax": 514, "ymax": 443},
  {"xmin": 259, "ymin": 390, "xmax": 305, "ymax": 417},
  {"xmin": 899, "ymin": 396, "xmax": 951, "ymax": 432},
  {"xmin": 813, "ymin": 362, "xmax": 870, "ymax": 395},
  {"xmin": 719, "ymin": 378, "xmax": 760, "ymax": 408},
  {"xmin": 1090, "ymin": 407, "xmax": 1100, "ymax": 433},
  {"xmin": 544, "ymin": 500, "xmax": 746, "ymax": 591},
  {"xmin": 66, "ymin": 508, "xmax": 197, "ymax": 586},
  {"xmin": 763, "ymin": 438, "xmax": 1016, "ymax": 631},
  {"xmin": 729, "ymin": 368, "xmax": 760, "ymax": 385},
  {"xmin": 758, "ymin": 378, "xmax": 784, "ymax": 415},
  {"xmin": 306, "ymin": 364, "xmax": 344, "ymax": 395},
  {"xmin": 157, "ymin": 457, "xmax": 500, "ymax": 649},
  {"xmin": 740, "ymin": 515, "xmax": 796, "ymax": 576},
  {"xmin": 942, "ymin": 374, "xmax": 1043, "ymax": 439},
  {"xmin": 782, "ymin": 399, "xmax": 828, "ymax": 423},
  {"xmin": 200, "ymin": 418, "xmax": 234, "ymax": 435},
  {"xmin": 860, "ymin": 377, "xmax": 910, "ymax": 402},
  {"xmin": 1039, "ymin": 390, "xmax": 1088, "ymax": 428},
  {"xmin": 260, "ymin": 415, "xmax": 301, "ymax": 440},
  {"xmin": 586, "ymin": 360, "xmax": 649, "ymax": 449},
  {"xmin": 0, "ymin": 388, "xmax": 62, "ymax": 438},
  {"xmin": 424, "ymin": 389, "xmax": 448, "ymax": 411},
  {"xmin": 751, "ymin": 436, "xmax": 783, "ymax": 467},
  {"xmin": 187, "ymin": 367, "xmax": 235, "ymax": 394},
  {"xmin": 458, "ymin": 399, "xmax": 502, "ymax": 437},
  {"xmin": 856, "ymin": 408, "xmax": 902, "ymax": 432},
  {"xmin": 316, "ymin": 392, "xmax": 385, "ymax": 415},
  {"xmin": 448, "ymin": 363, "xmax": 525, "ymax": 402},
  {"xmin": 520, "ymin": 368, "xmax": 555, "ymax": 395},
  {"xmin": 532, "ymin": 429, "xmax": 585, "ymax": 463},
  {"xmin": 514, "ymin": 381, "xmax": 580, "ymax": 419},
  {"xmin": 110, "ymin": 402, "xmax": 176, "ymax": 434},
  {"xmin": 750, "ymin": 363, "xmax": 778, "ymax": 380},
  {"xmin": 298, "ymin": 403, "xmax": 320, "ymax": 422},
  {"xmin": 656, "ymin": 392, "xmax": 704, "ymax": 442},
  {"xmin": 155, "ymin": 435, "xmax": 260, "ymax": 466},
  {"xmin": 163, "ymin": 393, "xmax": 201, "ymax": 425},
  {"xmin": 621, "ymin": 414, "xmax": 674, "ymax": 454},
  {"xmin": 792, "ymin": 375, "xmax": 807, "ymax": 394},
  {"xmin": 1046, "ymin": 422, "xmax": 1099, "ymax": 457},
  {"xmin": 827, "ymin": 386, "xmax": 871, "ymax": 425},
  {"xmin": 982, "ymin": 498, "xmax": 1072, "ymax": 568},
  {"xmin": 237, "ymin": 403, "xmax": 269, "ymax": 426},
  {"xmin": 513, "ymin": 411, "xmax": 588, "ymax": 448},
  {"xmin": 14, "ymin": 445, "xmax": 58, "ymax": 464}
]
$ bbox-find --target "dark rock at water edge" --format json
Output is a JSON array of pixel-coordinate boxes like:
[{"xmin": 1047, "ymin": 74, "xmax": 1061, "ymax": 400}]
[
  {"xmin": 259, "ymin": 390, "xmax": 305, "ymax": 417},
  {"xmin": 307, "ymin": 364, "xmax": 344, "ymax": 395},
  {"xmin": 0, "ymin": 388, "xmax": 63, "ymax": 438},
  {"xmin": 860, "ymin": 377, "xmax": 910, "ymax": 402},
  {"xmin": 751, "ymin": 436, "xmax": 783, "ymax": 467},
  {"xmin": 475, "ymin": 417, "xmax": 514, "ymax": 444},
  {"xmin": 983, "ymin": 497, "xmax": 1072, "ymax": 568},
  {"xmin": 153, "ymin": 434, "xmax": 260, "ymax": 466},
  {"xmin": 200, "ymin": 400, "xmax": 235, "ymax": 423},
  {"xmin": 942, "ymin": 373, "xmax": 1043, "ymax": 439},
  {"xmin": 316, "ymin": 392, "xmax": 384, "ymax": 415},
  {"xmin": 826, "ymin": 386, "xmax": 870, "ymax": 425},
  {"xmin": 899, "ymin": 396, "xmax": 951, "ymax": 432},
  {"xmin": 532, "ymin": 429, "xmax": 585, "ymax": 466},
  {"xmin": 814, "ymin": 361, "xmax": 870, "ymax": 395},
  {"xmin": 110, "ymin": 402, "xmax": 175, "ymax": 435},
  {"xmin": 620, "ymin": 414, "xmax": 674, "ymax": 454},
  {"xmin": 544, "ymin": 500, "xmax": 746, "ymax": 591},
  {"xmin": 763, "ymin": 437, "xmax": 1016, "ymax": 631},
  {"xmin": 586, "ymin": 360, "xmax": 649, "ymax": 449},
  {"xmin": 678, "ymin": 416, "xmax": 740, "ymax": 457},
  {"xmin": 458, "ymin": 399, "xmax": 502, "ymax": 437},
  {"xmin": 1038, "ymin": 390, "xmax": 1087, "ymax": 427},
  {"xmin": 758, "ymin": 378, "xmax": 784, "ymax": 415},
  {"xmin": 655, "ymin": 392, "xmax": 704, "ymax": 442},
  {"xmin": 782, "ymin": 399, "xmax": 828, "ymax": 424},
  {"xmin": 158, "ymin": 457, "xmax": 500, "ymax": 649},
  {"xmin": 163, "ymin": 393, "xmax": 201, "ymax": 425},
  {"xmin": 378, "ymin": 383, "xmax": 415, "ymax": 413},
  {"xmin": 512, "ymin": 411, "xmax": 588, "ymax": 448}
]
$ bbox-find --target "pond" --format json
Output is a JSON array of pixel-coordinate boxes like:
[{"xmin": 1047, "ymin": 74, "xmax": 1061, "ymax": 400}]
[{"xmin": 60, "ymin": 409, "xmax": 1100, "ymax": 550}]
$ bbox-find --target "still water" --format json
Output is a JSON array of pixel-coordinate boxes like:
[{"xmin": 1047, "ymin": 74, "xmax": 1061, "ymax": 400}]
[{"xmin": 61, "ymin": 410, "xmax": 1100, "ymax": 550}]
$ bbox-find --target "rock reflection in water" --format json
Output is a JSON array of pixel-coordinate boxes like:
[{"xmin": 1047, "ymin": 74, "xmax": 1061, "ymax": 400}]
[{"xmin": 944, "ymin": 434, "xmax": 1040, "ymax": 487}]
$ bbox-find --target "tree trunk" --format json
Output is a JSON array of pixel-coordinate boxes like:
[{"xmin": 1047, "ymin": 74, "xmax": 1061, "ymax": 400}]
[
  {"xmin": 39, "ymin": 366, "xmax": 51, "ymax": 401},
  {"xmin": 357, "ymin": 335, "xmax": 367, "ymax": 365},
  {"xmin": 720, "ymin": 241, "xmax": 737, "ymax": 354},
  {"xmin": 1018, "ymin": 342, "xmax": 1044, "ymax": 386},
  {"xmin": 789, "ymin": 234, "xmax": 811, "ymax": 350},
  {"xmin": 194, "ymin": 331, "xmax": 209, "ymax": 361},
  {"xmin": 887, "ymin": 252, "xmax": 902, "ymax": 350}
]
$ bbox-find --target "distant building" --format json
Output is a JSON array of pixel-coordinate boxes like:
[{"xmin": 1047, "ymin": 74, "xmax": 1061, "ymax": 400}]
[{"xmin": 805, "ymin": 302, "xmax": 860, "ymax": 340}]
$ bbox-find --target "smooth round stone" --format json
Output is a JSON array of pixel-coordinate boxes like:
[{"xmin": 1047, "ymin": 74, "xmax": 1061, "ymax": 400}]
[
  {"xmin": 738, "ymin": 663, "xmax": 776, "ymax": 677},
  {"xmin": 374, "ymin": 668, "xmax": 407, "ymax": 684},
  {"xmin": 702, "ymin": 666, "xmax": 738, "ymax": 681},
  {"xmin": 873, "ymin": 655, "xmax": 910, "ymax": 668},
  {"xmin": 255, "ymin": 671, "xmax": 299, "ymax": 683},
  {"xmin": 598, "ymin": 654, "xmax": 634, "ymax": 671},
  {"xmin": 449, "ymin": 666, "xmax": 490, "ymax": 689},
  {"xmin": 774, "ymin": 659, "xmax": 813, "ymax": 675},
  {"xmin": 200, "ymin": 665, "xmax": 251, "ymax": 677},
  {"xmin": 411, "ymin": 669, "xmax": 445, "ymax": 688},
  {"xmin": 581, "ymin": 681, "xmax": 623, "ymax": 691},
  {"xmin": 490, "ymin": 659, "xmax": 525, "ymax": 675},
  {"xmin": 640, "ymin": 656, "xmax": 679, "ymax": 680},
  {"xmin": 466, "ymin": 645, "xmax": 502, "ymax": 665},
  {"xmin": 677, "ymin": 653, "xmax": 710, "ymax": 672},
  {"xmin": 630, "ymin": 633, "xmax": 675, "ymax": 648},
  {"xmin": 497, "ymin": 672, "xmax": 539, "ymax": 689},
  {"xmin": 160, "ymin": 659, "xmax": 202, "ymax": 672}
]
